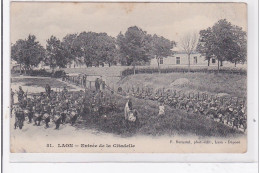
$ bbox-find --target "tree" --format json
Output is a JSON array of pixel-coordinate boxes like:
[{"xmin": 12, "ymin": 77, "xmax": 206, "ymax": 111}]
[
  {"xmin": 226, "ymin": 25, "xmax": 247, "ymax": 66},
  {"xmin": 77, "ymin": 32, "xmax": 100, "ymax": 67},
  {"xmin": 180, "ymin": 32, "xmax": 198, "ymax": 72},
  {"xmin": 62, "ymin": 33, "xmax": 82, "ymax": 68},
  {"xmin": 11, "ymin": 35, "xmax": 45, "ymax": 74},
  {"xmin": 197, "ymin": 28, "xmax": 214, "ymax": 66},
  {"xmin": 94, "ymin": 33, "xmax": 118, "ymax": 67},
  {"xmin": 117, "ymin": 26, "xmax": 153, "ymax": 74},
  {"xmin": 46, "ymin": 36, "xmax": 69, "ymax": 72},
  {"xmin": 152, "ymin": 34, "xmax": 176, "ymax": 73},
  {"xmin": 197, "ymin": 19, "xmax": 247, "ymax": 71},
  {"xmin": 75, "ymin": 32, "xmax": 118, "ymax": 67},
  {"xmin": 211, "ymin": 19, "xmax": 234, "ymax": 70},
  {"xmin": 11, "ymin": 39, "xmax": 26, "ymax": 74},
  {"xmin": 116, "ymin": 32, "xmax": 128, "ymax": 66}
]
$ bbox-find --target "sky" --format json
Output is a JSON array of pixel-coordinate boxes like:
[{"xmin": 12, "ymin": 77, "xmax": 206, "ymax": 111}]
[{"xmin": 11, "ymin": 2, "xmax": 247, "ymax": 49}]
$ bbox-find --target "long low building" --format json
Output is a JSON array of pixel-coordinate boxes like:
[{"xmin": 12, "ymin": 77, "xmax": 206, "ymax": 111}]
[{"xmin": 150, "ymin": 52, "xmax": 232, "ymax": 67}]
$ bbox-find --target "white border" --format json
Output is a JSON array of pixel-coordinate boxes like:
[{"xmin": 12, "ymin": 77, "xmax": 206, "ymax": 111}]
[{"xmin": 2, "ymin": 0, "xmax": 258, "ymax": 165}]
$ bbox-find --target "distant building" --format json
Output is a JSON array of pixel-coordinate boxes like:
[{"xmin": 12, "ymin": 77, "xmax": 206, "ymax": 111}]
[
  {"xmin": 11, "ymin": 60, "xmax": 20, "ymax": 71},
  {"xmin": 150, "ymin": 52, "xmax": 221, "ymax": 67},
  {"xmin": 36, "ymin": 61, "xmax": 50, "ymax": 70},
  {"xmin": 11, "ymin": 64, "xmax": 20, "ymax": 71}
]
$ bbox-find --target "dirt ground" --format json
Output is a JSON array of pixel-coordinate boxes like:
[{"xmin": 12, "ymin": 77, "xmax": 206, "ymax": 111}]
[{"xmin": 10, "ymin": 76, "xmax": 119, "ymax": 152}]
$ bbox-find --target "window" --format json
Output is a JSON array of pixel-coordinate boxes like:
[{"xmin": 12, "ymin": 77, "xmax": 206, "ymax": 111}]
[
  {"xmin": 212, "ymin": 58, "xmax": 216, "ymax": 63},
  {"xmin": 176, "ymin": 57, "xmax": 180, "ymax": 64},
  {"xmin": 160, "ymin": 58, "xmax": 163, "ymax": 64},
  {"xmin": 193, "ymin": 56, "xmax": 197, "ymax": 64}
]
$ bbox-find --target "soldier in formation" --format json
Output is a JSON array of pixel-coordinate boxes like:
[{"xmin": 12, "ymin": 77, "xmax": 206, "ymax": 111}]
[
  {"xmin": 12, "ymin": 85, "xmax": 118, "ymax": 130},
  {"xmin": 123, "ymin": 86, "xmax": 247, "ymax": 132}
]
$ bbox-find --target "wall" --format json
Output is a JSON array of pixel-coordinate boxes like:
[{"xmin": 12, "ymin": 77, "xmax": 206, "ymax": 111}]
[
  {"xmin": 149, "ymin": 53, "xmax": 247, "ymax": 68},
  {"xmin": 150, "ymin": 53, "xmax": 213, "ymax": 66}
]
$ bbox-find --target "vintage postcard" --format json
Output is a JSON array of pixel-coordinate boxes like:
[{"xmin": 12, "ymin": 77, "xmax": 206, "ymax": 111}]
[{"xmin": 9, "ymin": 2, "xmax": 249, "ymax": 154}]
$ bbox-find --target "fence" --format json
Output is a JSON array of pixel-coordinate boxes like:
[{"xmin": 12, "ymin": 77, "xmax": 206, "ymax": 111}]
[{"xmin": 64, "ymin": 74, "xmax": 105, "ymax": 90}]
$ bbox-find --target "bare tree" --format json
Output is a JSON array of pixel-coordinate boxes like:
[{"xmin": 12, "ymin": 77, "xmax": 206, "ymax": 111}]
[{"xmin": 180, "ymin": 32, "xmax": 198, "ymax": 72}]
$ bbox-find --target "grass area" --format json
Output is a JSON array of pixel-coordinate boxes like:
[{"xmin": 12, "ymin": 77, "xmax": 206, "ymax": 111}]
[
  {"xmin": 75, "ymin": 92, "xmax": 243, "ymax": 137},
  {"xmin": 118, "ymin": 73, "xmax": 247, "ymax": 98},
  {"xmin": 60, "ymin": 66, "xmax": 246, "ymax": 98},
  {"xmin": 49, "ymin": 66, "xmax": 246, "ymax": 98}
]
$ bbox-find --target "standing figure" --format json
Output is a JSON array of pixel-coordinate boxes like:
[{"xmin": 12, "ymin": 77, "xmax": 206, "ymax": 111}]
[
  {"xmin": 124, "ymin": 96, "xmax": 133, "ymax": 120},
  {"xmin": 60, "ymin": 101, "xmax": 68, "ymax": 124},
  {"xmin": 95, "ymin": 78, "xmax": 100, "ymax": 92},
  {"xmin": 45, "ymin": 84, "xmax": 51, "ymax": 98},
  {"xmin": 17, "ymin": 86, "xmax": 24, "ymax": 103},
  {"xmin": 33, "ymin": 102, "xmax": 43, "ymax": 126},
  {"xmin": 42, "ymin": 103, "xmax": 51, "ymax": 128},
  {"xmin": 100, "ymin": 77, "xmax": 105, "ymax": 91},
  {"xmin": 53, "ymin": 111, "xmax": 62, "ymax": 130},
  {"xmin": 61, "ymin": 86, "xmax": 68, "ymax": 97},
  {"xmin": 25, "ymin": 98, "xmax": 33, "ymax": 123},
  {"xmin": 83, "ymin": 75, "xmax": 86, "ymax": 88},
  {"xmin": 14, "ymin": 106, "xmax": 25, "ymax": 129}
]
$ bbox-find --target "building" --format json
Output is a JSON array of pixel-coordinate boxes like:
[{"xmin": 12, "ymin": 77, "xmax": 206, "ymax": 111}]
[
  {"xmin": 11, "ymin": 60, "xmax": 20, "ymax": 72},
  {"xmin": 150, "ymin": 52, "xmax": 219, "ymax": 67}
]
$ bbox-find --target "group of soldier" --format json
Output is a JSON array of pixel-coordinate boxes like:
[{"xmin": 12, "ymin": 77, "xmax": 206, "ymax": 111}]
[
  {"xmin": 11, "ymin": 78, "xmax": 247, "ymax": 132},
  {"xmin": 119, "ymin": 86, "xmax": 247, "ymax": 132},
  {"xmin": 11, "ymin": 84, "xmax": 118, "ymax": 130},
  {"xmin": 62, "ymin": 73, "xmax": 106, "ymax": 91}
]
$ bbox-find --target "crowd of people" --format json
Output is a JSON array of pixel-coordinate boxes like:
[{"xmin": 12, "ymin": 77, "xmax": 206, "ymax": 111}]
[
  {"xmin": 11, "ymin": 76, "xmax": 247, "ymax": 133},
  {"xmin": 119, "ymin": 86, "xmax": 247, "ymax": 132},
  {"xmin": 11, "ymin": 84, "xmax": 119, "ymax": 130}
]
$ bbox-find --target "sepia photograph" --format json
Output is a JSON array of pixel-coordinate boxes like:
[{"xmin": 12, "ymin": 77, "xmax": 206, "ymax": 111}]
[{"xmin": 9, "ymin": 2, "xmax": 248, "ymax": 153}]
